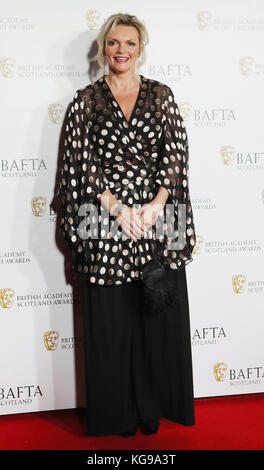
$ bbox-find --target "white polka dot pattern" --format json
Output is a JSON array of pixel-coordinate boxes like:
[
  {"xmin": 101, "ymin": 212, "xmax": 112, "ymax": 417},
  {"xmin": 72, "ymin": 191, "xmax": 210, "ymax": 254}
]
[{"xmin": 56, "ymin": 75, "xmax": 196, "ymax": 285}]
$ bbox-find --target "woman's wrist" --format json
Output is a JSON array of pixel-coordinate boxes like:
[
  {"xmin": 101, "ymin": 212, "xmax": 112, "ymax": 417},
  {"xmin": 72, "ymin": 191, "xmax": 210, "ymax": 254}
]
[
  {"xmin": 152, "ymin": 186, "xmax": 169, "ymax": 210},
  {"xmin": 149, "ymin": 199, "xmax": 165, "ymax": 212},
  {"xmin": 110, "ymin": 202, "xmax": 127, "ymax": 217}
]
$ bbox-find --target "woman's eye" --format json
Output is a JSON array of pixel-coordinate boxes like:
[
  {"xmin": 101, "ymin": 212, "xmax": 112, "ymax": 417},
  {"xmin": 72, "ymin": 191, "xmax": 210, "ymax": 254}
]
[{"xmin": 108, "ymin": 40, "xmax": 136, "ymax": 46}]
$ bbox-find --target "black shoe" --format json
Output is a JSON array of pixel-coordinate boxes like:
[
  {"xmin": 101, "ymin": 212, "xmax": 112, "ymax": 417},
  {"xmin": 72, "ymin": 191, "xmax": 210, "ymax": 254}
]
[{"xmin": 140, "ymin": 419, "xmax": 160, "ymax": 435}]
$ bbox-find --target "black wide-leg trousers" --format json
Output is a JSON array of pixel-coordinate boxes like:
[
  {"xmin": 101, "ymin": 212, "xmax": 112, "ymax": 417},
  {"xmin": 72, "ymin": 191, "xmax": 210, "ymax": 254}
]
[{"xmin": 81, "ymin": 266, "xmax": 195, "ymax": 436}]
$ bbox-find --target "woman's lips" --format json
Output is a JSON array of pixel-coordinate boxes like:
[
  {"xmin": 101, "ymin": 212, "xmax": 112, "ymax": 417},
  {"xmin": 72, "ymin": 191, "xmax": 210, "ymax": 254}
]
[{"xmin": 114, "ymin": 57, "xmax": 129, "ymax": 63}]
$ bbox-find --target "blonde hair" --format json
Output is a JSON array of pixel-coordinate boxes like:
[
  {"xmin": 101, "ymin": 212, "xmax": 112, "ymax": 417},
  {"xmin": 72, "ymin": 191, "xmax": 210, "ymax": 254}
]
[{"xmin": 90, "ymin": 13, "xmax": 149, "ymax": 75}]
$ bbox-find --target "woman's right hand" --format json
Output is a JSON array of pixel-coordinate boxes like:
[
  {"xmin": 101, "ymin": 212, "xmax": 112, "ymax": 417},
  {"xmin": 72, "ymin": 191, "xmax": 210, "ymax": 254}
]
[{"xmin": 116, "ymin": 206, "xmax": 147, "ymax": 242}]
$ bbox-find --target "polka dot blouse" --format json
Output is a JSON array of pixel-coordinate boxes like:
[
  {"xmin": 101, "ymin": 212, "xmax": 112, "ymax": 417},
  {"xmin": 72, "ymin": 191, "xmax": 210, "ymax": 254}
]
[{"xmin": 56, "ymin": 74, "xmax": 196, "ymax": 286}]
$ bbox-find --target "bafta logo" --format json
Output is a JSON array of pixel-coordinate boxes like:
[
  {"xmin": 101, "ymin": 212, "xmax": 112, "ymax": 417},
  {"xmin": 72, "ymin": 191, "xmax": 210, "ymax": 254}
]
[
  {"xmin": 48, "ymin": 104, "xmax": 64, "ymax": 124},
  {"xmin": 178, "ymin": 102, "xmax": 192, "ymax": 121},
  {"xmin": 197, "ymin": 11, "xmax": 212, "ymax": 31},
  {"xmin": 232, "ymin": 274, "xmax": 246, "ymax": 294},
  {"xmin": 213, "ymin": 362, "xmax": 228, "ymax": 382},
  {"xmin": 0, "ymin": 288, "xmax": 15, "ymax": 308},
  {"xmin": 31, "ymin": 197, "xmax": 46, "ymax": 217},
  {"xmin": 239, "ymin": 56, "xmax": 254, "ymax": 76},
  {"xmin": 0, "ymin": 57, "xmax": 16, "ymax": 78},
  {"xmin": 43, "ymin": 331, "xmax": 59, "ymax": 351},
  {"xmin": 85, "ymin": 10, "xmax": 101, "ymax": 30},
  {"xmin": 221, "ymin": 145, "xmax": 235, "ymax": 165},
  {"xmin": 192, "ymin": 235, "xmax": 202, "ymax": 254}
]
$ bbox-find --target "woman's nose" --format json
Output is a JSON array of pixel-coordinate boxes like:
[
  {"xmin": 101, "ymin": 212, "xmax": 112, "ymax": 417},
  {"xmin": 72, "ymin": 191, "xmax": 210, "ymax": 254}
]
[{"xmin": 117, "ymin": 43, "xmax": 126, "ymax": 54}]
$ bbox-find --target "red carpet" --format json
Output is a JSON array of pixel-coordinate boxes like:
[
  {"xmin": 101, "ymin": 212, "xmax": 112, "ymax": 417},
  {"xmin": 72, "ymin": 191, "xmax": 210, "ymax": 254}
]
[{"xmin": 0, "ymin": 393, "xmax": 263, "ymax": 450}]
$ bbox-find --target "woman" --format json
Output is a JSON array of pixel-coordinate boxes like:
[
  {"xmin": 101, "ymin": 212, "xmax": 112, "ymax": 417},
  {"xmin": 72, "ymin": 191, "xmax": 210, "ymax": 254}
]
[{"xmin": 56, "ymin": 12, "xmax": 196, "ymax": 437}]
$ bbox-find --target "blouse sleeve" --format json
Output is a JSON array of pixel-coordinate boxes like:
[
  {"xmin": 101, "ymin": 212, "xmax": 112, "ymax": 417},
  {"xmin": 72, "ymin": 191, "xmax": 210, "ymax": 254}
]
[
  {"xmin": 155, "ymin": 85, "xmax": 196, "ymax": 258},
  {"xmin": 56, "ymin": 88, "xmax": 110, "ymax": 253}
]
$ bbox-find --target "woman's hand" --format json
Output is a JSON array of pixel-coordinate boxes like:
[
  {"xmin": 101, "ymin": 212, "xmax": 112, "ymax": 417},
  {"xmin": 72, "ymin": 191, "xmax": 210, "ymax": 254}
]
[
  {"xmin": 139, "ymin": 201, "xmax": 164, "ymax": 230},
  {"xmin": 116, "ymin": 206, "xmax": 147, "ymax": 242}
]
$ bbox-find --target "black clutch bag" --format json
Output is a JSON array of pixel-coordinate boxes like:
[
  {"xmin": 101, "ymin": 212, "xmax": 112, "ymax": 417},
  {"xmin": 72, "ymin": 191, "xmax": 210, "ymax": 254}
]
[{"xmin": 136, "ymin": 237, "xmax": 178, "ymax": 317}]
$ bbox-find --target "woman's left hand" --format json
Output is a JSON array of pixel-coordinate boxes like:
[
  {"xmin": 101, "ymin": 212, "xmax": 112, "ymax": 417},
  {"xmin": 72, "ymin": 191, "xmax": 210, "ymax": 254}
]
[{"xmin": 139, "ymin": 201, "xmax": 164, "ymax": 232}]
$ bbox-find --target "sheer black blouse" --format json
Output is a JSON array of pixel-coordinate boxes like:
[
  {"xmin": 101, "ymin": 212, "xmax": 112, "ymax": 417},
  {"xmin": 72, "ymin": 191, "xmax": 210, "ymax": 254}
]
[{"xmin": 56, "ymin": 74, "xmax": 196, "ymax": 285}]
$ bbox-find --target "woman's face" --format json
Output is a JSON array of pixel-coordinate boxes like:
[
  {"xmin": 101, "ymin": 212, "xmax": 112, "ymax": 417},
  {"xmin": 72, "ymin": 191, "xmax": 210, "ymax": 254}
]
[{"xmin": 104, "ymin": 24, "xmax": 140, "ymax": 75}]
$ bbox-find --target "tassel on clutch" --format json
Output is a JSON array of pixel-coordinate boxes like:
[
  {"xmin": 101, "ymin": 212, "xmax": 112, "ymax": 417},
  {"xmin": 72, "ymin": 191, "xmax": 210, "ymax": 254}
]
[{"xmin": 137, "ymin": 239, "xmax": 178, "ymax": 317}]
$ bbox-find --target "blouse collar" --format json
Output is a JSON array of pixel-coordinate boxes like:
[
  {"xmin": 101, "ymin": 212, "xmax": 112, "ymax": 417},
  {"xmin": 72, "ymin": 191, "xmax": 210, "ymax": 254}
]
[{"xmin": 98, "ymin": 74, "xmax": 148, "ymax": 130}]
